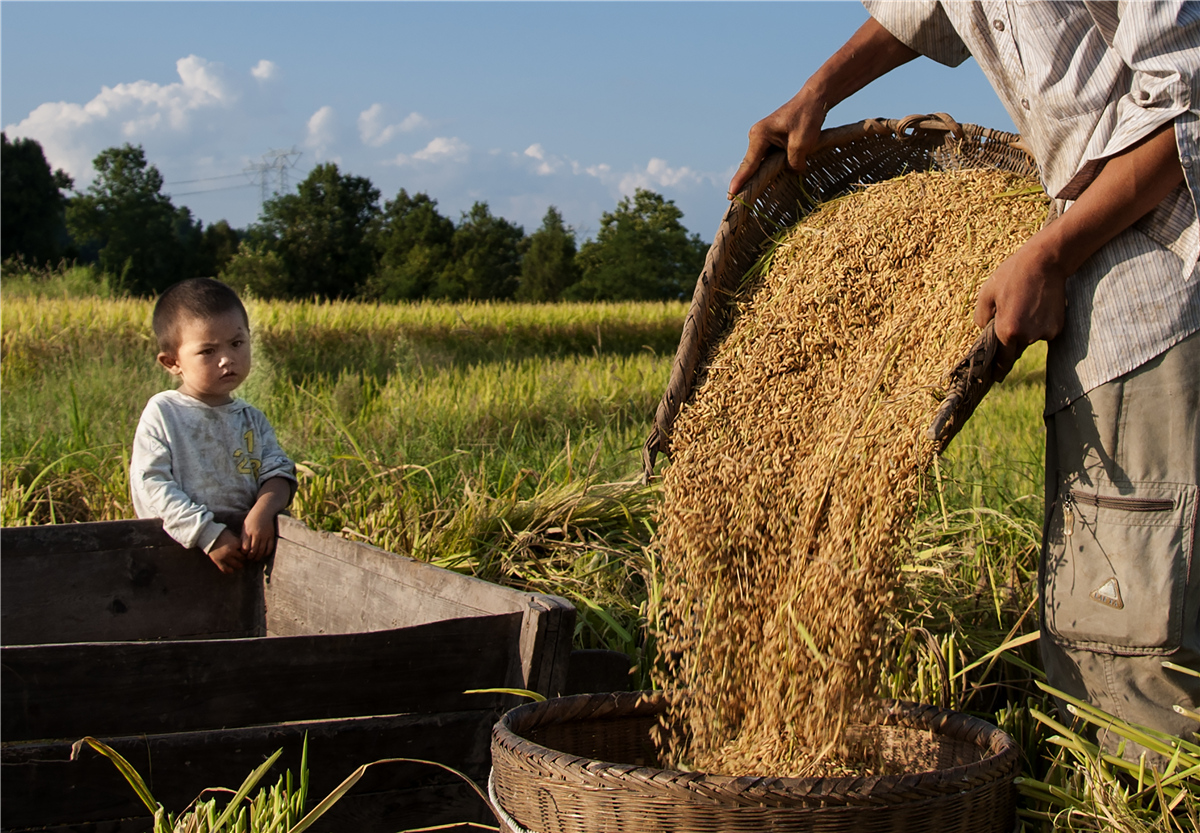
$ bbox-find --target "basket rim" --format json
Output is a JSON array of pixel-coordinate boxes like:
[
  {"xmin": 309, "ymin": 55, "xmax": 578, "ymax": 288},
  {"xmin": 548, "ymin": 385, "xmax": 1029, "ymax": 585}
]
[{"xmin": 492, "ymin": 690, "xmax": 1020, "ymax": 805}]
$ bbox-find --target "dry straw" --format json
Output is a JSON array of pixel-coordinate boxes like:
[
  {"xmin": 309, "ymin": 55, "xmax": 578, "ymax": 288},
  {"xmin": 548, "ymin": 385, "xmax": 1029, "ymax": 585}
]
[{"xmin": 652, "ymin": 166, "xmax": 1047, "ymax": 777}]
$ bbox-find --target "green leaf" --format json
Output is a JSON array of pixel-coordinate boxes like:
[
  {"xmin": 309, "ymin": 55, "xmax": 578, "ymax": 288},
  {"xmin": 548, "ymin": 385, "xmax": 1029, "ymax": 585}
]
[
  {"xmin": 464, "ymin": 687, "xmax": 546, "ymax": 702},
  {"xmin": 211, "ymin": 749, "xmax": 282, "ymax": 831},
  {"xmin": 71, "ymin": 737, "xmax": 164, "ymax": 822}
]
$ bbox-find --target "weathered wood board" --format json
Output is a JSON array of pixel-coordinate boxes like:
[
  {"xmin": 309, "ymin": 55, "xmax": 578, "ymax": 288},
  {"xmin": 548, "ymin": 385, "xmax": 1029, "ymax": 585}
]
[
  {"xmin": 3, "ymin": 613, "xmax": 521, "ymax": 741},
  {"xmin": 1, "ymin": 519, "xmax": 263, "ymax": 644},
  {"xmin": 0, "ymin": 517, "xmax": 576, "ymax": 833}
]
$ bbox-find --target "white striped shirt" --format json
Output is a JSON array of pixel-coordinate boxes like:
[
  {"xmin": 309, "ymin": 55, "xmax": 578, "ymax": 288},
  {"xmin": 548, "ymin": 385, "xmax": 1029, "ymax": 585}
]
[{"xmin": 863, "ymin": 1, "xmax": 1200, "ymax": 411}]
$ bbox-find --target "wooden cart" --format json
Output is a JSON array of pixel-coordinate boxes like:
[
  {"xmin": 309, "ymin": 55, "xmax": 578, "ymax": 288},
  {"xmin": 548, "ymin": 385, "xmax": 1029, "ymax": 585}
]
[{"xmin": 2, "ymin": 516, "xmax": 594, "ymax": 832}]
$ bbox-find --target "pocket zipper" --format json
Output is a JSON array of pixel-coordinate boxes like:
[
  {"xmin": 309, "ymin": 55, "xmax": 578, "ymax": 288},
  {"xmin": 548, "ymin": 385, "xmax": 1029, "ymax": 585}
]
[{"xmin": 1062, "ymin": 489, "xmax": 1176, "ymax": 539}]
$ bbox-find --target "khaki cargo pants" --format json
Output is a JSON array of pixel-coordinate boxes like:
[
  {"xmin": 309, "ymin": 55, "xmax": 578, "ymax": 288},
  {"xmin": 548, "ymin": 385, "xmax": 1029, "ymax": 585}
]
[{"xmin": 1041, "ymin": 330, "xmax": 1200, "ymax": 759}]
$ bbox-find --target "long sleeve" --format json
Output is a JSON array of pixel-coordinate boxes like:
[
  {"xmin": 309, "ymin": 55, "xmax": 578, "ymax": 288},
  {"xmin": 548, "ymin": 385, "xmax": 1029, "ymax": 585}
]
[
  {"xmin": 130, "ymin": 401, "xmax": 226, "ymax": 552},
  {"xmin": 1063, "ymin": 1, "xmax": 1200, "ymax": 274},
  {"xmin": 249, "ymin": 407, "xmax": 297, "ymax": 497}
]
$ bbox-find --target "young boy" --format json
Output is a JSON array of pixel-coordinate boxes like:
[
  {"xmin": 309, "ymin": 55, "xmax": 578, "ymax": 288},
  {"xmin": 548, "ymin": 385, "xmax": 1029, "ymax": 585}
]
[{"xmin": 131, "ymin": 277, "xmax": 296, "ymax": 574}]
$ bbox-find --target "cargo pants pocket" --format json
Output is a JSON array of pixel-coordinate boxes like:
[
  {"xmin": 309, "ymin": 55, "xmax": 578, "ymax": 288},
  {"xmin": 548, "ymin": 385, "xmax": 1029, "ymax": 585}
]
[{"xmin": 1042, "ymin": 475, "xmax": 1197, "ymax": 655}]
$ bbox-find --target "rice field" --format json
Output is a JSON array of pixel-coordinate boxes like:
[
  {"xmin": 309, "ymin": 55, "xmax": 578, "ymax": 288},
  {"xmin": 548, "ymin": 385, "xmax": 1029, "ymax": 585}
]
[{"xmin": 2, "ymin": 266, "xmax": 1195, "ymax": 830}]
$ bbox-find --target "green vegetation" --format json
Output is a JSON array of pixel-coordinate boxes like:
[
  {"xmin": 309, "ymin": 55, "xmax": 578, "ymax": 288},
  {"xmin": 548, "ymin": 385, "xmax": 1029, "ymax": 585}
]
[
  {"xmin": 2, "ymin": 133, "xmax": 74, "ymax": 266},
  {"xmin": 2, "ymin": 280, "xmax": 1195, "ymax": 830},
  {"xmin": 1, "ymin": 134, "xmax": 706, "ymax": 302},
  {"xmin": 75, "ymin": 734, "xmax": 492, "ymax": 833}
]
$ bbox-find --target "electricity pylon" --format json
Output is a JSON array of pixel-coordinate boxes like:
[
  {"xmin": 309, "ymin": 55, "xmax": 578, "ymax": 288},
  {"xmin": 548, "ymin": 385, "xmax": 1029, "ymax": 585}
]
[{"xmin": 245, "ymin": 147, "xmax": 303, "ymax": 204}]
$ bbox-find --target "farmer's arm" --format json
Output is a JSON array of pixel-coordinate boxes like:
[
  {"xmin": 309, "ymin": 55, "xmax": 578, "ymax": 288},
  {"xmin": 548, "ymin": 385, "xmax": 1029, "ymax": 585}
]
[
  {"xmin": 727, "ymin": 17, "xmax": 919, "ymax": 198},
  {"xmin": 974, "ymin": 123, "xmax": 1186, "ymax": 365}
]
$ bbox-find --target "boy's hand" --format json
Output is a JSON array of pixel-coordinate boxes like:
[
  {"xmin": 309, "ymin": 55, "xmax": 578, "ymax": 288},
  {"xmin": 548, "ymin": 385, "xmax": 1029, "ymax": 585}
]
[
  {"xmin": 240, "ymin": 477, "xmax": 293, "ymax": 561},
  {"xmin": 208, "ymin": 528, "xmax": 247, "ymax": 574},
  {"xmin": 241, "ymin": 503, "xmax": 278, "ymax": 561}
]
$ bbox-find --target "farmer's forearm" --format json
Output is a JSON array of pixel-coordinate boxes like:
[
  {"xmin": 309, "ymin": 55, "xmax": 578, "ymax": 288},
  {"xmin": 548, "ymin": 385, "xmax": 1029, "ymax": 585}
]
[
  {"xmin": 802, "ymin": 17, "xmax": 920, "ymax": 111},
  {"xmin": 728, "ymin": 18, "xmax": 917, "ymax": 197},
  {"xmin": 974, "ymin": 123, "xmax": 1184, "ymax": 351},
  {"xmin": 1027, "ymin": 123, "xmax": 1184, "ymax": 280}
]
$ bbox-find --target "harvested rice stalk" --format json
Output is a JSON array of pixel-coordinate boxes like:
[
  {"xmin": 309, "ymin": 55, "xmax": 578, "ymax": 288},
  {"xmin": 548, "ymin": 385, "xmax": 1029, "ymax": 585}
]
[{"xmin": 653, "ymin": 168, "xmax": 1048, "ymax": 777}]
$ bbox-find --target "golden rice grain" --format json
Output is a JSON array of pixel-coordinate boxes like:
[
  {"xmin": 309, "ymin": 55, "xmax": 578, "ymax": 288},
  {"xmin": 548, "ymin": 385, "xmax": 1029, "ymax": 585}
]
[{"xmin": 652, "ymin": 168, "xmax": 1047, "ymax": 777}]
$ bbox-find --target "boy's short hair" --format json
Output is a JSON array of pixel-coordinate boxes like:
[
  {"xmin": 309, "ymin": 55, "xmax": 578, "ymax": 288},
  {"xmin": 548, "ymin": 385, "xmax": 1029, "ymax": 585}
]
[{"xmin": 153, "ymin": 278, "xmax": 250, "ymax": 355}]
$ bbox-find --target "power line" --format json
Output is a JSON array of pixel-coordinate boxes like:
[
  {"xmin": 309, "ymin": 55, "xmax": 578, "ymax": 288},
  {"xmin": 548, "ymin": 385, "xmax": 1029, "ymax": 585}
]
[
  {"xmin": 168, "ymin": 182, "xmax": 258, "ymax": 198},
  {"xmin": 167, "ymin": 172, "xmax": 252, "ymax": 186},
  {"xmin": 245, "ymin": 147, "xmax": 302, "ymax": 205}
]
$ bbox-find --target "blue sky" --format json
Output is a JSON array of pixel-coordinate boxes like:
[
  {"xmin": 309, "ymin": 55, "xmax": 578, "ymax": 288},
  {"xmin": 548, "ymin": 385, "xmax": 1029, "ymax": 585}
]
[{"xmin": 2, "ymin": 1, "xmax": 1014, "ymax": 242}]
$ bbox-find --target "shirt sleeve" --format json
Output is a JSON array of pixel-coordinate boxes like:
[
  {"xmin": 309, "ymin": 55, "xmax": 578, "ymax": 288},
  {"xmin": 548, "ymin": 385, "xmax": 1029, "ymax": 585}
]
[
  {"xmin": 861, "ymin": 0, "xmax": 971, "ymax": 68},
  {"xmin": 130, "ymin": 404, "xmax": 226, "ymax": 553},
  {"xmin": 1064, "ymin": 2, "xmax": 1200, "ymax": 272},
  {"xmin": 250, "ymin": 408, "xmax": 297, "ymax": 500}
]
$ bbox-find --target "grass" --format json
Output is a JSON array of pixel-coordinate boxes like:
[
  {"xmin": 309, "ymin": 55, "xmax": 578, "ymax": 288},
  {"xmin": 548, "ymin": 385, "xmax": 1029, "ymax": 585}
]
[
  {"xmin": 2, "ymin": 283, "xmax": 1194, "ymax": 830},
  {"xmin": 0, "ymin": 258, "xmax": 114, "ymax": 299}
]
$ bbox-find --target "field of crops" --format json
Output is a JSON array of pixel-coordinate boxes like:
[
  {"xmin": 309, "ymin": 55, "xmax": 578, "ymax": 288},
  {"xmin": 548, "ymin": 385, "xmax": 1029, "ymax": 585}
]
[{"xmin": 3, "ymin": 273, "xmax": 1196, "ymax": 831}]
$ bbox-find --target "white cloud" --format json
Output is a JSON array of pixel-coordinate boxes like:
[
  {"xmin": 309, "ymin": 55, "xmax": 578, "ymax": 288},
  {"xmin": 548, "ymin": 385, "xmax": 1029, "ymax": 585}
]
[
  {"xmin": 512, "ymin": 143, "xmax": 711, "ymax": 196},
  {"xmin": 357, "ymin": 104, "xmax": 429, "ymax": 147},
  {"xmin": 618, "ymin": 157, "xmax": 705, "ymax": 194},
  {"xmin": 305, "ymin": 105, "xmax": 336, "ymax": 157},
  {"xmin": 251, "ymin": 60, "xmax": 278, "ymax": 82},
  {"xmin": 522, "ymin": 143, "xmax": 563, "ymax": 175},
  {"xmin": 3, "ymin": 55, "xmax": 235, "ymax": 181},
  {"xmin": 388, "ymin": 136, "xmax": 470, "ymax": 166}
]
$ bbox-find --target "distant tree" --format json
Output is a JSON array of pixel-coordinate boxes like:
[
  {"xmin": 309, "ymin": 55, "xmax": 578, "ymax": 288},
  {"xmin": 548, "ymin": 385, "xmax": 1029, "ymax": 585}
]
[
  {"xmin": 1, "ymin": 133, "xmax": 74, "ymax": 265},
  {"xmin": 567, "ymin": 189, "xmax": 706, "ymax": 301},
  {"xmin": 257, "ymin": 162, "xmax": 380, "ymax": 299},
  {"xmin": 433, "ymin": 202, "xmax": 524, "ymax": 301},
  {"xmin": 196, "ymin": 220, "xmax": 241, "ymax": 279},
  {"xmin": 219, "ymin": 241, "xmax": 289, "ymax": 299},
  {"xmin": 66, "ymin": 144, "xmax": 187, "ymax": 295},
  {"xmin": 173, "ymin": 206, "xmax": 205, "ymax": 282},
  {"xmin": 516, "ymin": 206, "xmax": 579, "ymax": 302},
  {"xmin": 364, "ymin": 189, "xmax": 455, "ymax": 301}
]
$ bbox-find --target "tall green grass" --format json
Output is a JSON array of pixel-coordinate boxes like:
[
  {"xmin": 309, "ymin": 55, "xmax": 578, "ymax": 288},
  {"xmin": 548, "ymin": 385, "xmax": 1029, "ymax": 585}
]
[{"xmin": 0, "ymin": 258, "xmax": 113, "ymax": 299}]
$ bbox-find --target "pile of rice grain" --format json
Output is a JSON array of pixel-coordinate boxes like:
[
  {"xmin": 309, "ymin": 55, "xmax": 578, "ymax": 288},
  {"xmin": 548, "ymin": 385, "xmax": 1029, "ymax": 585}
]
[{"xmin": 652, "ymin": 168, "xmax": 1046, "ymax": 777}]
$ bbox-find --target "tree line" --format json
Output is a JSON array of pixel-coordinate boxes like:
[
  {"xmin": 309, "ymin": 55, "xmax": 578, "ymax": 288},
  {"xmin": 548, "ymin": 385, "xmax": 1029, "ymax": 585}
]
[{"xmin": 1, "ymin": 133, "xmax": 709, "ymax": 302}]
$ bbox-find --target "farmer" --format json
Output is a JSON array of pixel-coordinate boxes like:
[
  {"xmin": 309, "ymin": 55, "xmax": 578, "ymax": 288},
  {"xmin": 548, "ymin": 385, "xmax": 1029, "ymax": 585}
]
[
  {"xmin": 131, "ymin": 277, "xmax": 297, "ymax": 574},
  {"xmin": 728, "ymin": 3, "xmax": 1200, "ymax": 758}
]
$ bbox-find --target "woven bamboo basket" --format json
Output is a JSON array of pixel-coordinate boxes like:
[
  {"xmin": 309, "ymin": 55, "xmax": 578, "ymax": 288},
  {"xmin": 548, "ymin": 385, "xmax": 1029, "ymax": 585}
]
[
  {"xmin": 641, "ymin": 113, "xmax": 1037, "ymax": 481},
  {"xmin": 489, "ymin": 691, "xmax": 1020, "ymax": 833}
]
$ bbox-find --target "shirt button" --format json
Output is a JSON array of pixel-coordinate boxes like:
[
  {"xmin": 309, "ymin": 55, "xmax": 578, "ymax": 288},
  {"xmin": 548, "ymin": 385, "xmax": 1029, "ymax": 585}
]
[
  {"xmin": 1183, "ymin": 155, "xmax": 1194, "ymax": 167},
  {"xmin": 1021, "ymin": 98, "xmax": 1030, "ymax": 110},
  {"xmin": 993, "ymin": 19, "xmax": 1006, "ymax": 31}
]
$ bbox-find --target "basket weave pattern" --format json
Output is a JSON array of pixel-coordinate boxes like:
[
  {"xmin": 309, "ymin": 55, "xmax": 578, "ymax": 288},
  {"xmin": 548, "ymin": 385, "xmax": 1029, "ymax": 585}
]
[
  {"xmin": 490, "ymin": 691, "xmax": 1020, "ymax": 833},
  {"xmin": 641, "ymin": 114, "xmax": 1037, "ymax": 481}
]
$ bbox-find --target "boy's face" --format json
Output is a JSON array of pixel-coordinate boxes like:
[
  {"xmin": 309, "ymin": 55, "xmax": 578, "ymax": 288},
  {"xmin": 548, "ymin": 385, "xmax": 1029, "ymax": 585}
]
[{"xmin": 157, "ymin": 310, "xmax": 251, "ymax": 406}]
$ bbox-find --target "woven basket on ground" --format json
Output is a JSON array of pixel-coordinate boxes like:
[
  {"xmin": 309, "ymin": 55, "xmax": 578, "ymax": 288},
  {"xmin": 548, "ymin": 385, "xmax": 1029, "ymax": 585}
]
[
  {"xmin": 489, "ymin": 691, "xmax": 1020, "ymax": 833},
  {"xmin": 641, "ymin": 113, "xmax": 1037, "ymax": 482}
]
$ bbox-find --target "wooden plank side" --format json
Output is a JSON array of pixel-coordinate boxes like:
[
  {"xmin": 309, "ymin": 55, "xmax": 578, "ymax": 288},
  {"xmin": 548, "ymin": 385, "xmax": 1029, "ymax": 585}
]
[
  {"xmin": 2, "ymin": 614, "xmax": 523, "ymax": 742},
  {"xmin": 1, "ymin": 543, "xmax": 264, "ymax": 646},
  {"xmin": 1, "ymin": 711, "xmax": 499, "ymax": 831},
  {"xmin": 1, "ymin": 518, "xmax": 172, "ymax": 557},
  {"xmin": 268, "ymin": 516, "xmax": 568, "ymax": 634},
  {"xmin": 518, "ymin": 594, "xmax": 576, "ymax": 698}
]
